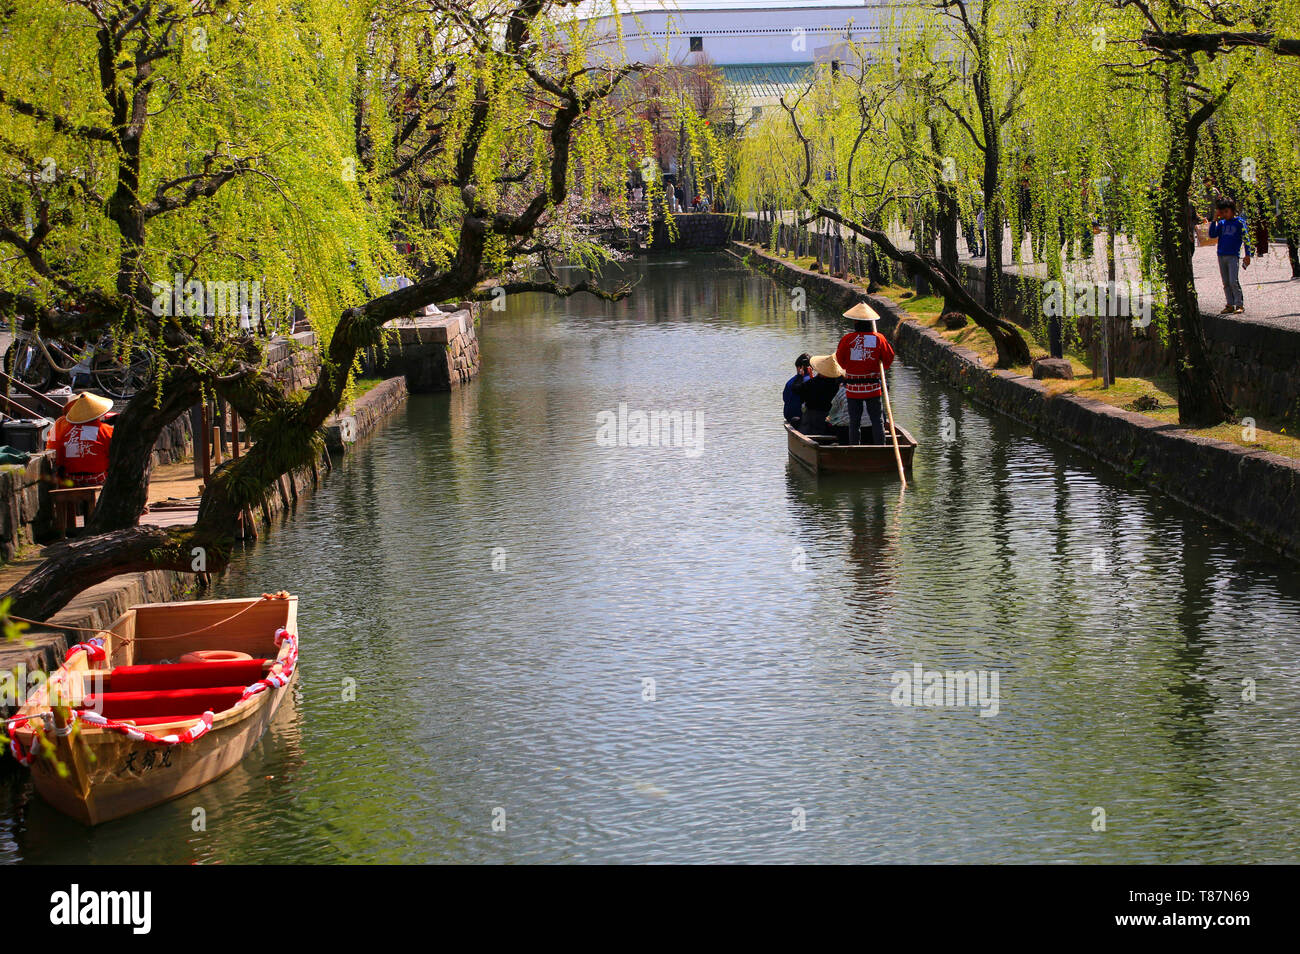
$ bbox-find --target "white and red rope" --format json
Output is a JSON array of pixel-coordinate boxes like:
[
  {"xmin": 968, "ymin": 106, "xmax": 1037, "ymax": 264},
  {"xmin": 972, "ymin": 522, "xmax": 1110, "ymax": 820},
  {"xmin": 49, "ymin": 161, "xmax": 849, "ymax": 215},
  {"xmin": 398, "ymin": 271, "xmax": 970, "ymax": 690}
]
[
  {"xmin": 5, "ymin": 628, "xmax": 297, "ymax": 765},
  {"xmin": 239, "ymin": 628, "xmax": 298, "ymax": 701}
]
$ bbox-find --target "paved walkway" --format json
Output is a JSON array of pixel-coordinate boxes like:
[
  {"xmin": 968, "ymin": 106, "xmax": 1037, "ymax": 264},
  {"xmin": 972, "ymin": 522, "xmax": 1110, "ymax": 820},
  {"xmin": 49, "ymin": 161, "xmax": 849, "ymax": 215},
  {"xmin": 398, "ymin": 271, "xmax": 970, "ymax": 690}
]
[
  {"xmin": 939, "ymin": 225, "xmax": 1300, "ymax": 331},
  {"xmin": 140, "ymin": 458, "xmax": 202, "ymax": 529},
  {"xmin": 747, "ymin": 212, "xmax": 1300, "ymax": 329}
]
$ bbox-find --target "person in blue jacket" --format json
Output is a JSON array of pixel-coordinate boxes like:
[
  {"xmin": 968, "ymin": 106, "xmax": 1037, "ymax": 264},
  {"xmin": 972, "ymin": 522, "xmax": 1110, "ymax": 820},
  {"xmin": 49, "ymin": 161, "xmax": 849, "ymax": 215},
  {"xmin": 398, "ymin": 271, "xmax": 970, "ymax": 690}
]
[
  {"xmin": 1209, "ymin": 198, "xmax": 1252, "ymax": 314},
  {"xmin": 783, "ymin": 353, "xmax": 812, "ymax": 426}
]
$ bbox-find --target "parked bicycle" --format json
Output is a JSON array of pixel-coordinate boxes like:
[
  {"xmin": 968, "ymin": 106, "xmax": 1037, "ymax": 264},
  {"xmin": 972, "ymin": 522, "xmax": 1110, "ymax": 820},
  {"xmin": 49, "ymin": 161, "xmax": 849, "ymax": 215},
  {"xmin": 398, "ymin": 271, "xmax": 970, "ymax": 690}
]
[{"xmin": 3, "ymin": 330, "xmax": 155, "ymax": 400}]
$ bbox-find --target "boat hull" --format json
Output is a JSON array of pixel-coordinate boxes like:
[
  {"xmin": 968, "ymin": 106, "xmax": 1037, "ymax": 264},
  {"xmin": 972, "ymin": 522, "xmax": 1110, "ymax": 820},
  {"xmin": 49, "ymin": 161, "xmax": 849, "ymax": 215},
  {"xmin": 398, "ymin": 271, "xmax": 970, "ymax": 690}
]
[
  {"xmin": 785, "ymin": 422, "xmax": 917, "ymax": 476},
  {"xmin": 27, "ymin": 673, "xmax": 295, "ymax": 825}
]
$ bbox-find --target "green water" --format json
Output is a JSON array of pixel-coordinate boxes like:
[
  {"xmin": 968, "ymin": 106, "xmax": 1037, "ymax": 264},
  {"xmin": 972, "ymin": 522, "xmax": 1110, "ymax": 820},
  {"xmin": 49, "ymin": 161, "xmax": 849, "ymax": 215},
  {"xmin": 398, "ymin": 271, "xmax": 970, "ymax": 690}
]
[{"xmin": 5, "ymin": 252, "xmax": 1300, "ymax": 863}]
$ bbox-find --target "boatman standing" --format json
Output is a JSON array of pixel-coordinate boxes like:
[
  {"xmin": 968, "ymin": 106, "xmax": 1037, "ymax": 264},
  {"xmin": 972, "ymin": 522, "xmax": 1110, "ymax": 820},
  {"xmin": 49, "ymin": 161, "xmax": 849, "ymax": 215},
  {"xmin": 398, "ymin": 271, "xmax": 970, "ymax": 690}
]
[{"xmin": 835, "ymin": 302, "xmax": 895, "ymax": 445}]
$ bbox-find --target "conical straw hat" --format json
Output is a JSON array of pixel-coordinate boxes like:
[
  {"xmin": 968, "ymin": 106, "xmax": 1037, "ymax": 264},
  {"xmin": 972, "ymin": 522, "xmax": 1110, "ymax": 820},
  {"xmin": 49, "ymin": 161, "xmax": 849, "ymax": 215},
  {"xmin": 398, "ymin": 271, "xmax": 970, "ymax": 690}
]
[
  {"xmin": 842, "ymin": 301, "xmax": 881, "ymax": 322},
  {"xmin": 64, "ymin": 392, "xmax": 113, "ymax": 424},
  {"xmin": 810, "ymin": 354, "xmax": 843, "ymax": 377}
]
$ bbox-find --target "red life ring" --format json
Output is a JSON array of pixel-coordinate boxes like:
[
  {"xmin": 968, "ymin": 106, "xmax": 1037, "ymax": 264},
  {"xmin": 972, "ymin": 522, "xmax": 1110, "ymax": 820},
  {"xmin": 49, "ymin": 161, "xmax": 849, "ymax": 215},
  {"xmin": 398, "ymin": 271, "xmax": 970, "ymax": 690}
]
[{"xmin": 179, "ymin": 650, "xmax": 254, "ymax": 664}]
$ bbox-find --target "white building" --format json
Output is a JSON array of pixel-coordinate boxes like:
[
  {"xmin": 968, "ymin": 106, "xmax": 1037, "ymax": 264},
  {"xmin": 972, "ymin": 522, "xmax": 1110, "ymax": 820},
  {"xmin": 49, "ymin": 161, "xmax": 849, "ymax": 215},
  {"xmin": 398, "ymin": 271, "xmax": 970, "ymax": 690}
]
[
  {"xmin": 585, "ymin": 2, "xmax": 904, "ymax": 66},
  {"xmin": 582, "ymin": 2, "xmax": 914, "ymax": 118}
]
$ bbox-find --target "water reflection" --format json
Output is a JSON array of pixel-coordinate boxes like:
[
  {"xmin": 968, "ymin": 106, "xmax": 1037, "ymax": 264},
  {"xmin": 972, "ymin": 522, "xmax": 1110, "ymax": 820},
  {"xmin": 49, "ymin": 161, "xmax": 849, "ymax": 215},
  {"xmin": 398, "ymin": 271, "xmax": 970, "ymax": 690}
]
[{"xmin": 3, "ymin": 252, "xmax": 1299, "ymax": 864}]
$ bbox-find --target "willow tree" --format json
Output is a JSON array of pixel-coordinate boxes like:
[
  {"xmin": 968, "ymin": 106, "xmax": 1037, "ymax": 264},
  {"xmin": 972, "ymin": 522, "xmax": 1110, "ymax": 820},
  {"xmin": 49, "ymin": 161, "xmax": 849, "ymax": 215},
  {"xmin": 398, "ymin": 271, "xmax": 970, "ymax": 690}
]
[
  {"xmin": 1093, "ymin": 0, "xmax": 1300, "ymax": 425},
  {"xmin": 903, "ymin": 0, "xmax": 1042, "ymax": 316},
  {"xmin": 1013, "ymin": 2, "xmax": 1164, "ymax": 353},
  {"xmin": 738, "ymin": 51, "xmax": 1031, "ymax": 366},
  {"xmin": 1176, "ymin": 4, "xmax": 1300, "ymax": 280},
  {"xmin": 0, "ymin": 0, "xmax": 644, "ymax": 619},
  {"xmin": 1007, "ymin": 0, "xmax": 1300, "ymax": 424}
]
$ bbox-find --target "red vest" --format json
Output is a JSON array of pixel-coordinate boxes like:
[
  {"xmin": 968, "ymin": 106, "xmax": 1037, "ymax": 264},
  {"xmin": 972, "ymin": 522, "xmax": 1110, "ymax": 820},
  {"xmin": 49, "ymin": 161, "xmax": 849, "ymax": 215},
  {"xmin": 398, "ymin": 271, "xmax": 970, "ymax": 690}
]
[
  {"xmin": 835, "ymin": 331, "xmax": 895, "ymax": 398},
  {"xmin": 51, "ymin": 418, "xmax": 113, "ymax": 477}
]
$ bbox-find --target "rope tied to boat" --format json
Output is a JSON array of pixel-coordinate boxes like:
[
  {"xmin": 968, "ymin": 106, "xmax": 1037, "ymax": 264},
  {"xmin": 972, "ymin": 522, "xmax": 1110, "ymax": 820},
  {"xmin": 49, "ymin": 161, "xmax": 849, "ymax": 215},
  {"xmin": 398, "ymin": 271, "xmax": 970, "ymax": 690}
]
[
  {"xmin": 238, "ymin": 629, "xmax": 298, "ymax": 701},
  {"xmin": 7, "ymin": 591, "xmax": 293, "ymax": 649},
  {"xmin": 5, "ymin": 625, "xmax": 298, "ymax": 765}
]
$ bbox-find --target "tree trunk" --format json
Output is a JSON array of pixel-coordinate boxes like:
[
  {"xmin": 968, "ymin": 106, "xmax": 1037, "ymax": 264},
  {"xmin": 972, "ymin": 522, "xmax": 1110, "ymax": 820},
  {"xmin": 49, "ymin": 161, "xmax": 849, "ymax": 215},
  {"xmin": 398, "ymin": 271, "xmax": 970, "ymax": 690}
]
[
  {"xmin": 812, "ymin": 206, "xmax": 1031, "ymax": 367},
  {"xmin": 5, "ymin": 525, "xmax": 196, "ymax": 622},
  {"xmin": 88, "ymin": 370, "xmax": 203, "ymax": 533},
  {"xmin": 981, "ymin": 129, "xmax": 1003, "ymax": 316},
  {"xmin": 914, "ymin": 211, "xmax": 932, "ymax": 297},
  {"xmin": 931, "ymin": 124, "xmax": 961, "ymax": 311},
  {"xmin": 1158, "ymin": 63, "xmax": 1234, "ymax": 427}
]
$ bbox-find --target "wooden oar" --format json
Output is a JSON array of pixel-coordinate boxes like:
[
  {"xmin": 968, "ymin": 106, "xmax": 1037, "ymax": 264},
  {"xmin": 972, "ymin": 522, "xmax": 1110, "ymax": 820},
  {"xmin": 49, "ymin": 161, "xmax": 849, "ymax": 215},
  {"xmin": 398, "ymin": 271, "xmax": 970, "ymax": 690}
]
[{"xmin": 871, "ymin": 318, "xmax": 907, "ymax": 488}]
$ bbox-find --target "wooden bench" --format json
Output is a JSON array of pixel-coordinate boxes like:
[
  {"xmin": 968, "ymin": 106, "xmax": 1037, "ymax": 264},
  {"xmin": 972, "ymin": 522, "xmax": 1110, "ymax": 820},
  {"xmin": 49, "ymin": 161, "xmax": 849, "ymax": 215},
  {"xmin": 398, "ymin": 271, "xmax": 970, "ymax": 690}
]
[{"xmin": 50, "ymin": 485, "xmax": 102, "ymax": 537}]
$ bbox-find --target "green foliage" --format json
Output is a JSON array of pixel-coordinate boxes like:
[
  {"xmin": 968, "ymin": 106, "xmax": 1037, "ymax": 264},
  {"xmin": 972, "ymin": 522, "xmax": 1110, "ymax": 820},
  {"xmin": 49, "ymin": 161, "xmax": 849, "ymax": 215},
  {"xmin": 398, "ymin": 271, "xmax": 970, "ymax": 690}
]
[{"xmin": 733, "ymin": 0, "xmax": 1299, "ymax": 362}]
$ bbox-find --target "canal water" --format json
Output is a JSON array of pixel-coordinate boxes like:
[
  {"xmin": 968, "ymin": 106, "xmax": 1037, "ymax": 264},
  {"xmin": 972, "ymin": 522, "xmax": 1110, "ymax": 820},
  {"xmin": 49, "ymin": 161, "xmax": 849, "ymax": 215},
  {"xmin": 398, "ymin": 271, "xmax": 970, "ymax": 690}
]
[{"xmin": 4, "ymin": 251, "xmax": 1300, "ymax": 863}]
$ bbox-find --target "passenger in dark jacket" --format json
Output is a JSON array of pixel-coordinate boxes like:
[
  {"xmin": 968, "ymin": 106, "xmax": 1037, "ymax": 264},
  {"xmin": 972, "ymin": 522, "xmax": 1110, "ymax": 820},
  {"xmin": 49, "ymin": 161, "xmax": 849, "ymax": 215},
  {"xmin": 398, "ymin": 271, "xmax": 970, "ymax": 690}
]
[
  {"xmin": 783, "ymin": 353, "xmax": 812, "ymax": 425},
  {"xmin": 796, "ymin": 354, "xmax": 844, "ymax": 435}
]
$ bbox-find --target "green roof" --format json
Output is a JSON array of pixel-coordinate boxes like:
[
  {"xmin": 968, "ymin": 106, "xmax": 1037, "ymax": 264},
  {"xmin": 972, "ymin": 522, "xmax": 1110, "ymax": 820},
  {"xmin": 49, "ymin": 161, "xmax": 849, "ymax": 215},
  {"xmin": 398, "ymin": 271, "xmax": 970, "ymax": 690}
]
[{"xmin": 719, "ymin": 62, "xmax": 815, "ymax": 98}]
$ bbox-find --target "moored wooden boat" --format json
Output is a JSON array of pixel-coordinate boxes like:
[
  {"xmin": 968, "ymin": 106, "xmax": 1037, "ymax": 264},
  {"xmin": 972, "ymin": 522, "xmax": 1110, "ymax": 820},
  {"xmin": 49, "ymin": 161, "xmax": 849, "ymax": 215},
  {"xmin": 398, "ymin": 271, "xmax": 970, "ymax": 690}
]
[
  {"xmin": 785, "ymin": 422, "xmax": 918, "ymax": 476},
  {"xmin": 8, "ymin": 595, "xmax": 298, "ymax": 825}
]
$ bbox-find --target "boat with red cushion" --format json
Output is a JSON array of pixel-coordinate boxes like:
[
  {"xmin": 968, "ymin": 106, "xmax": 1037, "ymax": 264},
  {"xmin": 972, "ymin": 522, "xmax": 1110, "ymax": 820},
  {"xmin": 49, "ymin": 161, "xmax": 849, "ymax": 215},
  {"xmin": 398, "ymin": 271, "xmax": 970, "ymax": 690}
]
[{"xmin": 9, "ymin": 595, "xmax": 299, "ymax": 825}]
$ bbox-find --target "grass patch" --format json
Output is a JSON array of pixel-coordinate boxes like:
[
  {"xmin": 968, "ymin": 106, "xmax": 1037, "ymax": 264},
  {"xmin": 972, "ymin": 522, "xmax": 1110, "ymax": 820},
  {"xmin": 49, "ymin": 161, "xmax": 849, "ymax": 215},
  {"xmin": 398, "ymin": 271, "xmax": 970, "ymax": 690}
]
[
  {"xmin": 349, "ymin": 375, "xmax": 385, "ymax": 401},
  {"xmin": 874, "ymin": 285, "xmax": 1058, "ymax": 373},
  {"xmin": 1039, "ymin": 374, "xmax": 1300, "ymax": 457}
]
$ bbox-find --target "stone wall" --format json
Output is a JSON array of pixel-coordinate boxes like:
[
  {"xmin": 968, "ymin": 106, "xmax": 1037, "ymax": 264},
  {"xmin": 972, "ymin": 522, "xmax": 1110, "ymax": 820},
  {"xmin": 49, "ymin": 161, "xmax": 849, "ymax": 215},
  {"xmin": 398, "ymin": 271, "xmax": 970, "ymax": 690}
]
[
  {"xmin": 367, "ymin": 304, "xmax": 480, "ymax": 391},
  {"xmin": 265, "ymin": 330, "xmax": 324, "ymax": 392},
  {"xmin": 324, "ymin": 376, "xmax": 410, "ymax": 452},
  {"xmin": 649, "ymin": 213, "xmax": 744, "ymax": 250},
  {"xmin": 732, "ymin": 241, "xmax": 1300, "ymax": 560},
  {"xmin": 0, "ymin": 455, "xmax": 52, "ymax": 562}
]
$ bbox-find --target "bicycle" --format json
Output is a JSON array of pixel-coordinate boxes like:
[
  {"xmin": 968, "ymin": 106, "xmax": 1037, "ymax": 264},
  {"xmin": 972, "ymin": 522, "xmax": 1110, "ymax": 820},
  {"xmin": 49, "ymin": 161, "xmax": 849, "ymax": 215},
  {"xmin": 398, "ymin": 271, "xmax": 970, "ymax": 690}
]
[{"xmin": 3, "ymin": 329, "xmax": 155, "ymax": 400}]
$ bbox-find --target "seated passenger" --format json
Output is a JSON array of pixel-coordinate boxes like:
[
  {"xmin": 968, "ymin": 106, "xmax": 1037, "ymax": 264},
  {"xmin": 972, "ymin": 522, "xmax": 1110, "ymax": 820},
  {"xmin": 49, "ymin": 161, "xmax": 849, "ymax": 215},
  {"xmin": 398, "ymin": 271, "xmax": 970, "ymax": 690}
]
[
  {"xmin": 783, "ymin": 353, "xmax": 812, "ymax": 427},
  {"xmin": 796, "ymin": 354, "xmax": 844, "ymax": 436},
  {"xmin": 47, "ymin": 392, "xmax": 114, "ymax": 487},
  {"xmin": 828, "ymin": 384, "xmax": 853, "ymax": 437}
]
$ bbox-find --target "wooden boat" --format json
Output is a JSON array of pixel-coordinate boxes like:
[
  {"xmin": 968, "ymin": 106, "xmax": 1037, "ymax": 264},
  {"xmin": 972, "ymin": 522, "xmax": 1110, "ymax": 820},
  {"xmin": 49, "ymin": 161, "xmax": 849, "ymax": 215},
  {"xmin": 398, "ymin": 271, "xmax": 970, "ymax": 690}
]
[
  {"xmin": 785, "ymin": 422, "xmax": 918, "ymax": 476},
  {"xmin": 9, "ymin": 595, "xmax": 299, "ymax": 825}
]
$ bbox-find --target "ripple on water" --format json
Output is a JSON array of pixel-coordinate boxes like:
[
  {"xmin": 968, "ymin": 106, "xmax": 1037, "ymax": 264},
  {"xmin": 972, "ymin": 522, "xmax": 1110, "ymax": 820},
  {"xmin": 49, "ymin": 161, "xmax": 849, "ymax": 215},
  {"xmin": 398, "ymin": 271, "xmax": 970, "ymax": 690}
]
[{"xmin": 5, "ymin": 253, "xmax": 1300, "ymax": 863}]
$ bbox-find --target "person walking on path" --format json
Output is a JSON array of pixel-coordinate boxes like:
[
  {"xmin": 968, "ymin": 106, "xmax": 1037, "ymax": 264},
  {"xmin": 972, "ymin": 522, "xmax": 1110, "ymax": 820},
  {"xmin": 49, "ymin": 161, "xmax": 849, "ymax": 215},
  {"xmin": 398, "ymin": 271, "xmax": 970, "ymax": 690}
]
[
  {"xmin": 835, "ymin": 303, "xmax": 896, "ymax": 445},
  {"xmin": 1209, "ymin": 197, "xmax": 1252, "ymax": 314}
]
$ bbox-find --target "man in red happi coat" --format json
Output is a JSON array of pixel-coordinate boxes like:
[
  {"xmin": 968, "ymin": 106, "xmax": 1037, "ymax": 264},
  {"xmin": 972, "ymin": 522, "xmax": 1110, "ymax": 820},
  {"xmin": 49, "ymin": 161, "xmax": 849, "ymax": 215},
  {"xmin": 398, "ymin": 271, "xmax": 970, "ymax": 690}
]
[{"xmin": 834, "ymin": 302, "xmax": 895, "ymax": 445}]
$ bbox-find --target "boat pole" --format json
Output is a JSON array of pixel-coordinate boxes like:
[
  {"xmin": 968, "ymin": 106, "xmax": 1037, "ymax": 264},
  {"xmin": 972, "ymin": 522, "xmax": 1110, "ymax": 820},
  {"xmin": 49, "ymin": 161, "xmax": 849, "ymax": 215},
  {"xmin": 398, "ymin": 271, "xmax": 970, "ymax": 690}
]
[{"xmin": 871, "ymin": 318, "xmax": 907, "ymax": 488}]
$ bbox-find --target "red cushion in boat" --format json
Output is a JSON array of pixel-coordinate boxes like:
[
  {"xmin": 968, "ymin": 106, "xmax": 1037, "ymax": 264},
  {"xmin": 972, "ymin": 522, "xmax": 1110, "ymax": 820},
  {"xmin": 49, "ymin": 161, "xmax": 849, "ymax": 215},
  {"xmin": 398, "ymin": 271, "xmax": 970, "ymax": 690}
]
[
  {"xmin": 80, "ymin": 686, "xmax": 247, "ymax": 720},
  {"xmin": 104, "ymin": 659, "xmax": 270, "ymax": 692}
]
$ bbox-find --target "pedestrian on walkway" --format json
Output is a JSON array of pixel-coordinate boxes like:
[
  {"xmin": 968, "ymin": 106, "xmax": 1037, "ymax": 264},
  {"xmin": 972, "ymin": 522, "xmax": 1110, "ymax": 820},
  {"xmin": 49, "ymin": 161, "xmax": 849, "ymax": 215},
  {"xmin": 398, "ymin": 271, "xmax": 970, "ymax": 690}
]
[{"xmin": 1209, "ymin": 197, "xmax": 1252, "ymax": 314}]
